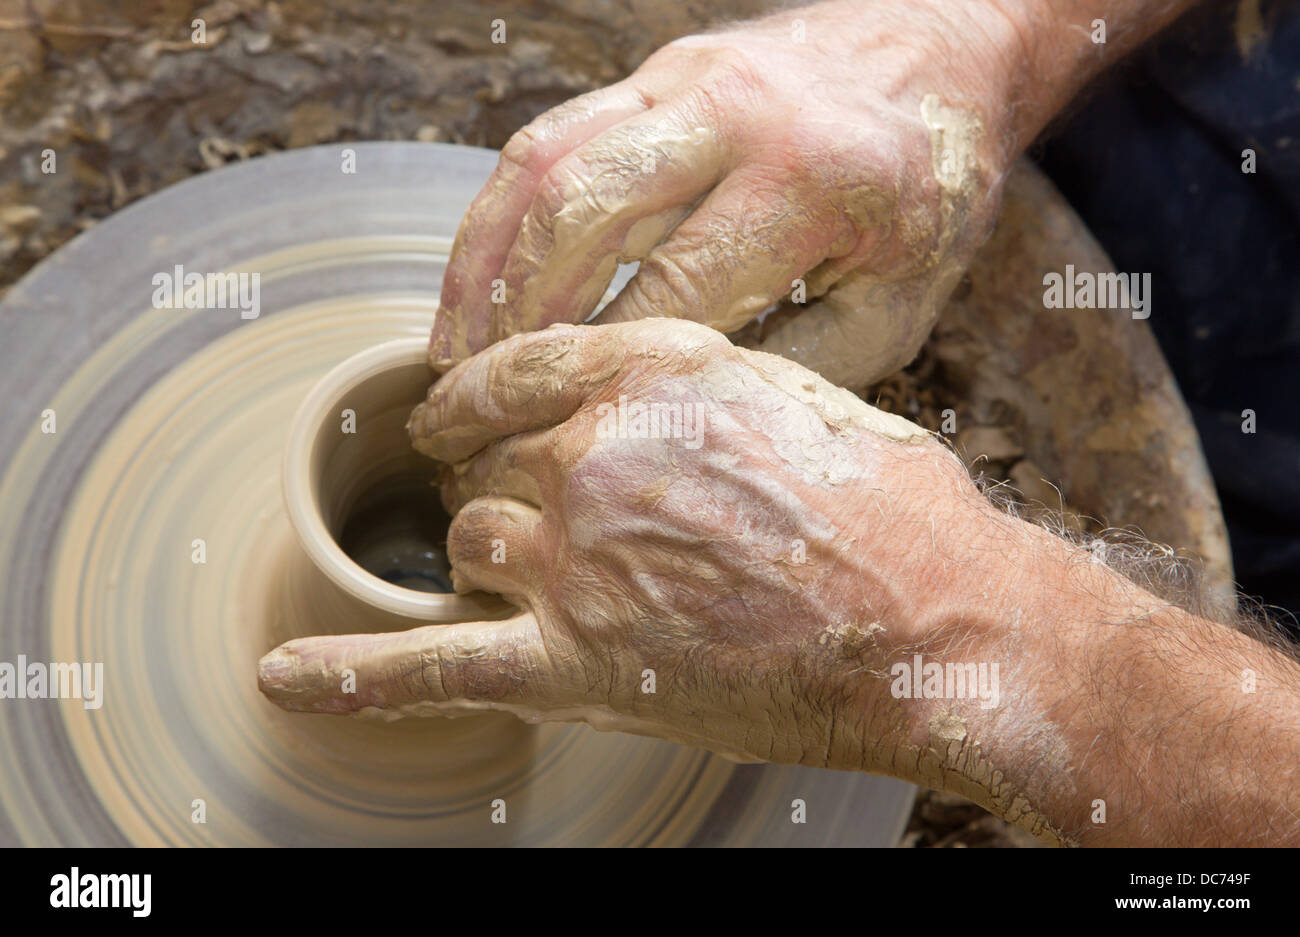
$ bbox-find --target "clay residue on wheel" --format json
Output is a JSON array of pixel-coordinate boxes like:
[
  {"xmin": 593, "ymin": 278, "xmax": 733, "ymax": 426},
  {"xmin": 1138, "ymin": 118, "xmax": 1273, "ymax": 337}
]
[{"xmin": 932, "ymin": 161, "xmax": 1235, "ymax": 608}]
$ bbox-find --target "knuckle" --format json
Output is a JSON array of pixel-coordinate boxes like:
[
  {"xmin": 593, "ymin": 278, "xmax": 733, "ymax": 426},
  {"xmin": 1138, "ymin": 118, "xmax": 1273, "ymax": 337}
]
[
  {"xmin": 672, "ymin": 47, "xmax": 767, "ymax": 131},
  {"xmin": 539, "ymin": 155, "xmax": 589, "ymax": 212},
  {"xmin": 499, "ymin": 123, "xmax": 546, "ymax": 177},
  {"xmin": 646, "ymin": 251, "xmax": 708, "ymax": 310},
  {"xmin": 499, "ymin": 88, "xmax": 609, "ymax": 177},
  {"xmin": 446, "ymin": 504, "xmax": 495, "ymax": 563},
  {"xmin": 702, "ymin": 46, "xmax": 768, "ymax": 99},
  {"xmin": 524, "ymin": 159, "xmax": 587, "ymax": 235}
]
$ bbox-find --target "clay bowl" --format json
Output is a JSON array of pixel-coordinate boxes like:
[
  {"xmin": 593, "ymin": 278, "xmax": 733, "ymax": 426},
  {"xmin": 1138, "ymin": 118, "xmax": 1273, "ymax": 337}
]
[{"xmin": 282, "ymin": 336, "xmax": 508, "ymax": 629}]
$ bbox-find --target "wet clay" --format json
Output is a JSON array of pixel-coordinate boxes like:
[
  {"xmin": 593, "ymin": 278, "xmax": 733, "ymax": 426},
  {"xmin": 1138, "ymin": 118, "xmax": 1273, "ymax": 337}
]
[
  {"xmin": 0, "ymin": 206, "xmax": 909, "ymax": 844},
  {"xmin": 483, "ymin": 122, "xmax": 723, "ymax": 350},
  {"xmin": 734, "ymin": 95, "xmax": 985, "ymax": 390},
  {"xmin": 895, "ymin": 711, "xmax": 1075, "ymax": 847},
  {"xmin": 31, "ymin": 300, "xmax": 745, "ymax": 845}
]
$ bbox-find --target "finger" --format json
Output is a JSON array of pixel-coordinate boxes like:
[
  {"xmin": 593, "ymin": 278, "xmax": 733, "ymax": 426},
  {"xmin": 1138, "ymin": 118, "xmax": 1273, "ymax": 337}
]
[
  {"xmin": 489, "ymin": 105, "xmax": 733, "ymax": 342},
  {"xmin": 409, "ymin": 324, "xmax": 618, "ymax": 463},
  {"xmin": 446, "ymin": 495, "xmax": 543, "ymax": 599},
  {"xmin": 258, "ymin": 611, "xmax": 554, "ymax": 715},
  {"xmin": 430, "ymin": 82, "xmax": 659, "ymax": 368},
  {"xmin": 594, "ymin": 165, "xmax": 855, "ymax": 334},
  {"xmin": 441, "ymin": 430, "xmax": 558, "ymax": 515},
  {"xmin": 741, "ymin": 264, "xmax": 957, "ymax": 390}
]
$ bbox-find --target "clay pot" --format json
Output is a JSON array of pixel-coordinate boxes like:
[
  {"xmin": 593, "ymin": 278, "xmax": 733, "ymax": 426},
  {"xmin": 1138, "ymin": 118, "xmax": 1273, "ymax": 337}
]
[{"xmin": 281, "ymin": 337, "xmax": 510, "ymax": 636}]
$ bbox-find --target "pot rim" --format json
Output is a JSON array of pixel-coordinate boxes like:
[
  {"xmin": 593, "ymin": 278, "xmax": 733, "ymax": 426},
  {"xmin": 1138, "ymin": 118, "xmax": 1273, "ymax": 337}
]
[{"xmin": 283, "ymin": 336, "xmax": 491, "ymax": 622}]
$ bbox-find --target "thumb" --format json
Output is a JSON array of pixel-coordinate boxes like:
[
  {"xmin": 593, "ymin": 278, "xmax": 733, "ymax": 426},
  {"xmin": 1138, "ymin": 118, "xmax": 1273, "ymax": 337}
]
[{"xmin": 257, "ymin": 611, "xmax": 557, "ymax": 717}]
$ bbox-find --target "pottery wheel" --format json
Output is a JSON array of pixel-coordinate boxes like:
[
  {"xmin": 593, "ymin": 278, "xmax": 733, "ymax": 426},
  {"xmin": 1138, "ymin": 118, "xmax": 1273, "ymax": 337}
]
[{"xmin": 0, "ymin": 142, "xmax": 915, "ymax": 846}]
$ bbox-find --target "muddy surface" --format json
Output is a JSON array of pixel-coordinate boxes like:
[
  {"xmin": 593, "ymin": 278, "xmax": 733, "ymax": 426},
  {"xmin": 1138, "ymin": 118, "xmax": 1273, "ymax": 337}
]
[{"xmin": 0, "ymin": 0, "xmax": 770, "ymax": 296}]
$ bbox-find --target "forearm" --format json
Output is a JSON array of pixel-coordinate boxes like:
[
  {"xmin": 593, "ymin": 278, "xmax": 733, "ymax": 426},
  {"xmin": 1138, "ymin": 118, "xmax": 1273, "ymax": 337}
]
[
  {"xmin": 991, "ymin": 0, "xmax": 1201, "ymax": 148},
  {"xmin": 768, "ymin": 0, "xmax": 1199, "ymax": 159},
  {"xmin": 733, "ymin": 0, "xmax": 1196, "ymax": 184},
  {"xmin": 1060, "ymin": 601, "xmax": 1300, "ymax": 846},
  {"xmin": 884, "ymin": 513, "xmax": 1300, "ymax": 846}
]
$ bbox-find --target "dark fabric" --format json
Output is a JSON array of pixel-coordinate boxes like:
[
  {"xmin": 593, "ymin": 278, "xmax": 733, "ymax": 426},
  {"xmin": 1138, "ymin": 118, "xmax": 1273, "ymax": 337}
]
[{"xmin": 1036, "ymin": 0, "xmax": 1300, "ymax": 623}]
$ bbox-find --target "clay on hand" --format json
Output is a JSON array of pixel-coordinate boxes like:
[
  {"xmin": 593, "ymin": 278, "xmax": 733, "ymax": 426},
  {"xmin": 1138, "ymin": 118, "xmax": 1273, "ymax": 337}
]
[
  {"xmin": 427, "ymin": 2, "xmax": 1012, "ymax": 390},
  {"xmin": 260, "ymin": 318, "xmax": 993, "ymax": 771}
]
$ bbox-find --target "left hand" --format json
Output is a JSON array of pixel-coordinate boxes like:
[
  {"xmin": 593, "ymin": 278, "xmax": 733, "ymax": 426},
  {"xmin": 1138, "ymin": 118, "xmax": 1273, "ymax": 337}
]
[{"xmin": 426, "ymin": 0, "xmax": 1020, "ymax": 389}]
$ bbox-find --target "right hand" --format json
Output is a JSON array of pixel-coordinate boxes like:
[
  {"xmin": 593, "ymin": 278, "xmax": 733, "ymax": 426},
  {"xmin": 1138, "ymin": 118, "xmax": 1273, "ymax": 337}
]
[{"xmin": 266, "ymin": 318, "xmax": 1002, "ymax": 770}]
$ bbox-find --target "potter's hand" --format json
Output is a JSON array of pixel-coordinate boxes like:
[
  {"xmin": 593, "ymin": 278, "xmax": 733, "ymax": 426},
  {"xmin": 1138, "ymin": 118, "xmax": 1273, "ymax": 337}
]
[
  {"xmin": 427, "ymin": 0, "xmax": 1196, "ymax": 389},
  {"xmin": 429, "ymin": 0, "xmax": 1026, "ymax": 389},
  {"xmin": 264, "ymin": 318, "xmax": 987, "ymax": 768},
  {"xmin": 262, "ymin": 318, "xmax": 1300, "ymax": 847}
]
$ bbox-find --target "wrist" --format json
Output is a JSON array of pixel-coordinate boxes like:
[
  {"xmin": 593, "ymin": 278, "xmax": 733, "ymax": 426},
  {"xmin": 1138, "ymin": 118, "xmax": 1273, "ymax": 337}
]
[
  {"xmin": 866, "ymin": 504, "xmax": 1152, "ymax": 844},
  {"xmin": 985, "ymin": 0, "xmax": 1202, "ymax": 149},
  {"xmin": 882, "ymin": 505, "xmax": 1300, "ymax": 845},
  {"xmin": 743, "ymin": 0, "xmax": 1029, "ymax": 168}
]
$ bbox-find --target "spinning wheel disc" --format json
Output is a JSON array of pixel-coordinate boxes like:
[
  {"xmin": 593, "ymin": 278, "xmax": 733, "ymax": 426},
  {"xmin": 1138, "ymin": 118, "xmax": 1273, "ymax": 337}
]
[{"xmin": 0, "ymin": 142, "xmax": 915, "ymax": 846}]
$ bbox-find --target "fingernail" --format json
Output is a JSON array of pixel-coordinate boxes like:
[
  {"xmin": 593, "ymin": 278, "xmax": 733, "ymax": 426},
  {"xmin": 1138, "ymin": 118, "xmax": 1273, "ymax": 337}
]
[
  {"xmin": 406, "ymin": 402, "xmax": 428, "ymax": 438},
  {"xmin": 257, "ymin": 648, "xmax": 296, "ymax": 695}
]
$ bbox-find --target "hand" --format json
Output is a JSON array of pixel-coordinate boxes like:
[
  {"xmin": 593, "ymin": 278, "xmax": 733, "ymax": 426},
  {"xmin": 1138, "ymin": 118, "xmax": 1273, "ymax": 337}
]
[
  {"xmin": 260, "ymin": 318, "xmax": 1300, "ymax": 845},
  {"xmin": 263, "ymin": 318, "xmax": 998, "ymax": 769},
  {"xmin": 429, "ymin": 0, "xmax": 1026, "ymax": 389}
]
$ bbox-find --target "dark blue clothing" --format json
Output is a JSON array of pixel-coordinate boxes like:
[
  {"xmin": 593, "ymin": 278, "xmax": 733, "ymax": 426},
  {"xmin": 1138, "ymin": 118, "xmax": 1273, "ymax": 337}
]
[{"xmin": 1037, "ymin": 0, "xmax": 1300, "ymax": 622}]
